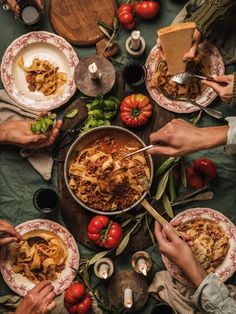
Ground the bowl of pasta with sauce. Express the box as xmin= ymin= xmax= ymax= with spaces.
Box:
xmin=64 ymin=126 xmax=154 ymax=215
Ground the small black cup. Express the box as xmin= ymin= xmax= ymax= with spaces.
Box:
xmin=150 ymin=303 xmax=177 ymax=314
xmin=33 ymin=188 xmax=60 ymax=214
xmin=16 ymin=0 xmax=43 ymax=29
xmin=122 ymin=62 xmax=147 ymax=88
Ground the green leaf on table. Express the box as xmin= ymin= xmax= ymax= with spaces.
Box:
xmin=162 ymin=193 xmax=174 ymax=218
xmin=65 ymin=108 xmax=78 ymax=119
xmin=116 ymin=233 xmax=130 ymax=256
xmin=155 ymin=170 xmax=170 ymax=200
xmin=88 ymin=251 xmax=110 ymax=266
xmin=98 ymin=25 xmax=112 ymax=39
xmin=180 ymin=158 xmax=187 ymax=188
xmin=145 ymin=214 xmax=156 ymax=246
xmin=155 ymin=157 xmax=175 ymax=177
xmin=168 ymin=171 xmax=176 ymax=203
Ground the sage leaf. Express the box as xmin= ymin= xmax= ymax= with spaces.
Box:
xmin=116 ymin=233 xmax=130 ymax=256
xmin=169 ymin=171 xmax=176 ymax=202
xmin=162 ymin=193 xmax=174 ymax=218
xmin=65 ymin=108 xmax=78 ymax=119
xmin=88 ymin=251 xmax=109 ymax=266
xmin=145 ymin=214 xmax=156 ymax=246
xmin=98 ymin=25 xmax=111 ymax=39
xmin=180 ymin=158 xmax=187 ymax=188
xmin=155 ymin=170 xmax=170 ymax=200
xmin=155 ymin=157 xmax=175 ymax=177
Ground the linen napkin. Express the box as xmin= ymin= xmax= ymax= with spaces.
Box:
xmin=0 ymin=89 xmax=54 ymax=181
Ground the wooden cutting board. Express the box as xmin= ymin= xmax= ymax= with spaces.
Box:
xmin=49 ymin=0 xmax=117 ymax=46
xmin=57 ymin=71 xmax=175 ymax=253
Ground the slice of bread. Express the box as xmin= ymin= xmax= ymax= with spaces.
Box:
xmin=158 ymin=22 xmax=196 ymax=75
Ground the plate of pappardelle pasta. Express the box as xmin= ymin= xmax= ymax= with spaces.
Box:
xmin=0 ymin=219 xmax=79 ymax=296
xmin=145 ymin=41 xmax=224 ymax=113
xmin=162 ymin=208 xmax=236 ymax=287
xmin=1 ymin=31 xmax=79 ymax=112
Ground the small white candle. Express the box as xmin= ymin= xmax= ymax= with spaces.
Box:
xmin=88 ymin=62 xmax=99 ymax=80
xmin=130 ymin=30 xmax=141 ymax=51
xmin=137 ymin=258 xmax=148 ymax=276
xmin=98 ymin=263 xmax=109 ymax=279
xmin=124 ymin=288 xmax=133 ymax=308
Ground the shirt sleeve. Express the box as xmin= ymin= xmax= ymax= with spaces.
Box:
xmin=232 ymin=72 xmax=236 ymax=107
xmin=192 ymin=273 xmax=236 ymax=313
xmin=224 ymin=116 xmax=236 ymax=154
xmin=184 ymin=0 xmax=236 ymax=36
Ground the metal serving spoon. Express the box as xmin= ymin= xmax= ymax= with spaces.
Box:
xmin=172 ymin=72 xmax=227 ymax=86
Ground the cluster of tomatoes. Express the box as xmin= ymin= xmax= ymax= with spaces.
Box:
xmin=117 ymin=1 xmax=160 ymax=30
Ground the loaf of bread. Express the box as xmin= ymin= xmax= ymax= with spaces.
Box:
xmin=157 ymin=22 xmax=196 ymax=75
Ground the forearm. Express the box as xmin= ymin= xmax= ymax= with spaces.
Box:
xmin=0 ymin=123 xmax=8 ymax=144
xmin=192 ymin=273 xmax=236 ymax=313
xmin=182 ymin=259 xmax=207 ymax=288
xmin=185 ymin=0 xmax=236 ymax=36
xmin=196 ymin=125 xmax=228 ymax=151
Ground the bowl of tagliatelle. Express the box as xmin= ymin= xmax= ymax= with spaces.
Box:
xmin=64 ymin=126 xmax=154 ymax=215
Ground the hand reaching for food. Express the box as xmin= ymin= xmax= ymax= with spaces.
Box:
xmin=15 ymin=281 xmax=56 ymax=314
xmin=202 ymin=74 xmax=234 ymax=103
xmin=0 ymin=220 xmax=21 ymax=246
xmin=0 ymin=114 xmax=62 ymax=149
xmin=148 ymin=119 xmax=228 ymax=156
xmin=154 ymin=221 xmax=207 ymax=287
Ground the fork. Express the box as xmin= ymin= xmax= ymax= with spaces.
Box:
xmin=159 ymin=86 xmax=223 ymax=120
xmin=172 ymin=72 xmax=227 ymax=86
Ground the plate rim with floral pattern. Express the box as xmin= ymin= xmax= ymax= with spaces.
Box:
xmin=162 ymin=207 xmax=236 ymax=287
xmin=1 ymin=31 xmax=79 ymax=112
xmin=145 ymin=41 xmax=225 ymax=113
xmin=0 ymin=219 xmax=80 ymax=296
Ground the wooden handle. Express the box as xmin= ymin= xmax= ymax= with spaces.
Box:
xmin=141 ymin=199 xmax=180 ymax=236
xmin=206 ymin=77 xmax=227 ymax=87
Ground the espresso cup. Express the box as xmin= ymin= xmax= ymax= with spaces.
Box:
xmin=15 ymin=0 xmax=42 ymax=29
xmin=33 ymin=188 xmax=60 ymax=214
xmin=122 ymin=62 xmax=147 ymax=88
xmin=150 ymin=303 xmax=177 ymax=314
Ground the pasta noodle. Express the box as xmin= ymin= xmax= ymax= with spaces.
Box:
xmin=68 ymin=136 xmax=151 ymax=211
xmin=17 ymin=56 xmax=67 ymax=96
xmin=11 ymin=230 xmax=68 ymax=284
xmin=177 ymin=219 xmax=229 ymax=273
xmin=150 ymin=53 xmax=210 ymax=99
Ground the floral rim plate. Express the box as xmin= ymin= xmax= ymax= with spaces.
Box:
xmin=1 ymin=31 xmax=79 ymax=111
xmin=0 ymin=219 xmax=80 ymax=296
xmin=162 ymin=208 xmax=236 ymax=286
xmin=145 ymin=41 xmax=224 ymax=113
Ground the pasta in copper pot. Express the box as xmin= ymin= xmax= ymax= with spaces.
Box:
xmin=68 ymin=136 xmax=151 ymax=211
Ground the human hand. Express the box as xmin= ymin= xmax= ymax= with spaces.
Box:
xmin=148 ymin=119 xmax=228 ymax=156
xmin=7 ymin=0 xmax=44 ymax=16
xmin=203 ymin=74 xmax=234 ymax=103
xmin=0 ymin=115 xmax=62 ymax=149
xmin=15 ymin=281 xmax=56 ymax=314
xmin=154 ymin=221 xmax=207 ymax=287
xmin=0 ymin=220 xmax=21 ymax=246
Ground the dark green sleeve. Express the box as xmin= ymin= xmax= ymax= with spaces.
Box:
xmin=185 ymin=0 xmax=236 ymax=36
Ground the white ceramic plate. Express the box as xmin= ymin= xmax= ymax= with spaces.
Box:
xmin=162 ymin=208 xmax=236 ymax=286
xmin=0 ymin=219 xmax=80 ymax=296
xmin=145 ymin=41 xmax=224 ymax=113
xmin=1 ymin=31 xmax=79 ymax=111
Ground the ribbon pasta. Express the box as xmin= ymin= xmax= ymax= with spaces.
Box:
xmin=68 ymin=136 xmax=151 ymax=211
xmin=11 ymin=230 xmax=68 ymax=284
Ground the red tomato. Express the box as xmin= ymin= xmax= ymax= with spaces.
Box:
xmin=87 ymin=215 xmax=123 ymax=249
xmin=120 ymin=94 xmax=152 ymax=128
xmin=117 ymin=3 xmax=133 ymax=14
xmin=64 ymin=283 xmax=92 ymax=314
xmin=186 ymin=166 xmax=204 ymax=189
xmin=118 ymin=11 xmax=134 ymax=25
xmin=193 ymin=158 xmax=217 ymax=181
xmin=134 ymin=0 xmax=160 ymax=19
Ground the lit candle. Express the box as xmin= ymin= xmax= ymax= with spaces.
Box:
xmin=124 ymin=288 xmax=133 ymax=308
xmin=130 ymin=30 xmax=141 ymax=51
xmin=98 ymin=263 xmax=109 ymax=279
xmin=88 ymin=62 xmax=99 ymax=80
xmin=137 ymin=258 xmax=148 ymax=276
xmin=94 ymin=257 xmax=114 ymax=280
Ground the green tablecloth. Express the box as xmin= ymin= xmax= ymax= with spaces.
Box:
xmin=1 ymin=1 xmax=236 ymax=313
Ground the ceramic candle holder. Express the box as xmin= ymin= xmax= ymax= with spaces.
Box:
xmin=93 ymin=257 xmax=114 ymax=280
xmin=131 ymin=251 xmax=152 ymax=276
